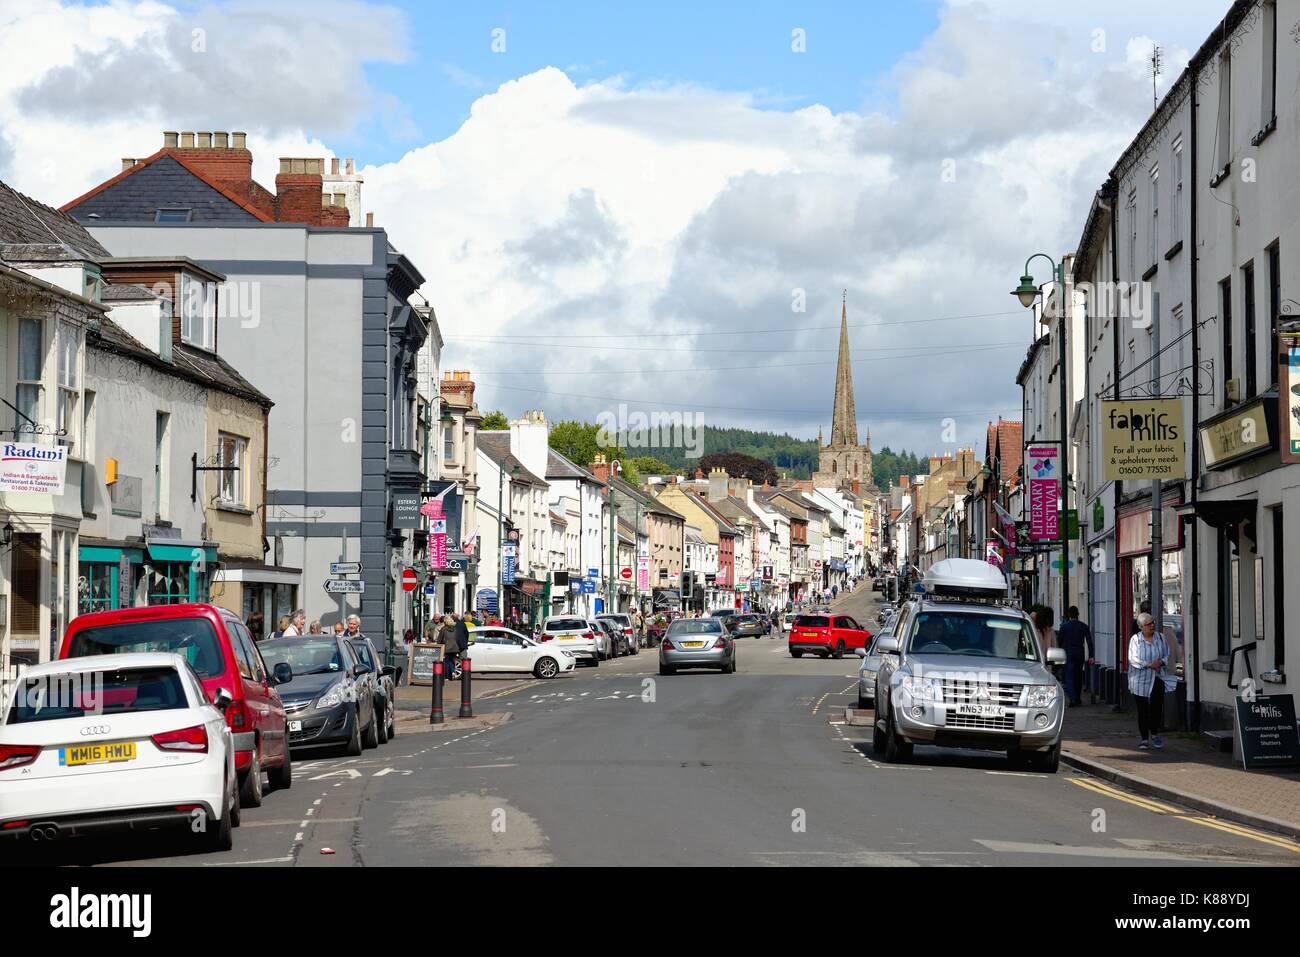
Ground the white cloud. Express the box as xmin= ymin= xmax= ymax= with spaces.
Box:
xmin=0 ymin=0 xmax=1224 ymax=456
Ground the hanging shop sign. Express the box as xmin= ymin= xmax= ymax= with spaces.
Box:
xmin=0 ymin=442 xmax=67 ymax=495
xmin=1281 ymin=333 xmax=1300 ymax=465
xmin=1025 ymin=443 xmax=1061 ymax=539
xmin=1101 ymin=399 xmax=1186 ymax=481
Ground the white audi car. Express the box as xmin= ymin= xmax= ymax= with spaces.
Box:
xmin=467 ymin=626 xmax=576 ymax=678
xmin=0 ymin=652 xmax=238 ymax=852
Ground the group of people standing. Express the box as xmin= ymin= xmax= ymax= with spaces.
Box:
xmin=246 ymin=609 xmax=365 ymax=642
xmin=1031 ymin=602 xmax=1179 ymax=751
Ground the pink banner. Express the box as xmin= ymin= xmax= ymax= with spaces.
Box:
xmin=1027 ymin=444 xmax=1060 ymax=539
xmin=422 ymin=500 xmax=447 ymax=568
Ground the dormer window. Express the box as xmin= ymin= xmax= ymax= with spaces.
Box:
xmin=155 ymin=208 xmax=192 ymax=223
xmin=179 ymin=274 xmax=215 ymax=350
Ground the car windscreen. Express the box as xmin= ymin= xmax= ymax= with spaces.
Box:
xmin=7 ymin=666 xmax=188 ymax=723
xmin=905 ymin=612 xmax=1039 ymax=661
xmin=65 ymin=618 xmax=225 ymax=679
xmin=667 ymin=619 xmax=723 ymax=635
xmin=794 ymin=615 xmax=830 ymax=627
xmin=545 ymin=618 xmax=587 ymax=632
xmin=258 ymin=638 xmax=344 ymax=675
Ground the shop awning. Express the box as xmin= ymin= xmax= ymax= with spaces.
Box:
xmin=1174 ymin=498 xmax=1256 ymax=530
xmin=146 ymin=541 xmax=218 ymax=564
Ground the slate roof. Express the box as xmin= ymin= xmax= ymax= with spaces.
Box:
xmin=546 ymin=448 xmax=606 ymax=486
xmin=89 ymin=314 xmax=272 ymax=408
xmin=62 ymin=152 xmax=271 ymax=224
xmin=0 ymin=180 xmax=111 ymax=262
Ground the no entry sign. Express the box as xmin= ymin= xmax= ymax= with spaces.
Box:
xmin=401 ymin=568 xmax=418 ymax=592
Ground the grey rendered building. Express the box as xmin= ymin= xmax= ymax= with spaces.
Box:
xmin=63 ymin=134 xmax=428 ymax=650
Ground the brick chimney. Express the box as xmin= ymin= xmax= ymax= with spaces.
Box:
xmin=707 ymin=467 xmax=729 ymax=503
xmin=163 ymin=129 xmax=254 ymax=192
xmin=275 ymin=157 xmax=327 ymax=224
xmin=440 ymin=369 xmax=476 ymax=407
xmin=590 ymin=453 xmax=611 ymax=483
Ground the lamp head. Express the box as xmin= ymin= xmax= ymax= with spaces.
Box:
xmin=1012 ymin=274 xmax=1039 ymax=309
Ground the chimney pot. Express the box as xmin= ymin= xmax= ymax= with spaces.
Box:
xmin=213 ymin=131 xmax=228 ymax=149
xmin=196 ymin=132 xmax=212 ymax=148
xmin=180 ymin=132 xmax=195 ymax=148
xmin=346 ymin=158 xmax=355 ymax=175
xmin=366 ymin=212 xmax=374 ymax=227
xmin=331 ymin=157 xmax=340 ymax=175
xmin=121 ymin=158 xmax=136 ymax=171
xmin=231 ymin=131 xmax=246 ymax=149
xmin=163 ymin=131 xmax=179 ymax=148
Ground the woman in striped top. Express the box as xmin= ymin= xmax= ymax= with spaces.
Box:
xmin=1127 ymin=613 xmax=1170 ymax=750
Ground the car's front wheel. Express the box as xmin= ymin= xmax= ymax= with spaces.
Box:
xmin=857 ymin=693 xmax=873 ymax=710
xmin=883 ymin=713 xmax=912 ymax=763
xmin=534 ymin=656 xmax=560 ymax=679
xmin=345 ymin=708 xmax=363 ymax=756
xmin=267 ymin=743 xmax=292 ymax=792
xmin=659 ymin=664 xmax=675 ymax=676
xmin=362 ymin=708 xmax=380 ymax=750
xmin=375 ymin=701 xmax=389 ymax=744
xmin=1028 ymin=744 xmax=1060 ymax=774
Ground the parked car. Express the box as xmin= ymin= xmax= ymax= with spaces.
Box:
xmin=539 ymin=616 xmax=601 ymax=666
xmin=593 ymin=618 xmax=627 ymax=658
xmin=467 ymin=625 xmax=576 ymax=678
xmin=257 ymin=636 xmax=378 ymax=755
xmin=731 ymin=614 xmax=767 ymax=639
xmin=873 ymin=559 xmax=1065 ymax=772
xmin=659 ymin=617 xmax=735 ymax=675
xmin=1 ymin=652 xmax=238 ymax=852
xmin=781 ymin=613 xmax=794 ymax=634
xmin=349 ymin=637 xmax=397 ymax=744
xmin=788 ymin=613 xmax=873 ymax=659
xmin=60 ymin=603 xmax=290 ymax=809
xmin=856 ymin=604 xmax=908 ymax=709
xmin=709 ymin=608 xmax=738 ymax=620
xmin=597 ymin=614 xmax=638 ymax=655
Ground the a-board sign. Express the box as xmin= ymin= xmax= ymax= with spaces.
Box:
xmin=409 ymin=642 xmax=444 ymax=687
xmin=1235 ymin=693 xmax=1300 ymax=770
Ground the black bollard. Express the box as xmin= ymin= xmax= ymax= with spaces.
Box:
xmin=458 ymin=656 xmax=473 ymax=718
xmin=430 ymin=659 xmax=444 ymax=725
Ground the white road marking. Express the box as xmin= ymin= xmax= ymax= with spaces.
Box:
xmin=294 ymin=832 xmax=303 ymax=842
xmin=207 ymin=855 xmax=294 ymax=866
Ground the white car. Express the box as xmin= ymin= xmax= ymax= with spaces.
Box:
xmin=0 ymin=652 xmax=238 ymax=852
xmin=781 ymin=613 xmax=794 ymax=634
xmin=539 ymin=616 xmax=601 ymax=667
xmin=467 ymin=626 xmax=576 ymax=678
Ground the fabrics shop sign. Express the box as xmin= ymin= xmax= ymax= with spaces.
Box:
xmin=1026 ymin=443 xmax=1061 ymax=540
xmin=0 ymin=442 xmax=67 ymax=495
xmin=1102 ymin=399 xmax=1186 ymax=481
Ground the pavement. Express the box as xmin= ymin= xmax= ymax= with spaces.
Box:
xmin=14 ymin=586 xmax=1300 ymax=866
xmin=1060 ymin=701 xmax=1300 ymax=839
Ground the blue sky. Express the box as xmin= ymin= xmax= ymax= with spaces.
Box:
xmin=340 ymin=0 xmax=941 ymax=163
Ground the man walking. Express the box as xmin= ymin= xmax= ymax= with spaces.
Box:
xmin=1058 ymin=606 xmax=1094 ymax=706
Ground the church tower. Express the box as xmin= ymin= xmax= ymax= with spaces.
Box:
xmin=812 ymin=294 xmax=874 ymax=489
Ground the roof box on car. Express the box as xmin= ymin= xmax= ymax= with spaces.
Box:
xmin=922 ymin=558 xmax=1009 ymax=596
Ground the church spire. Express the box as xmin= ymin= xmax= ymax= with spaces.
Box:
xmin=829 ymin=291 xmax=858 ymax=447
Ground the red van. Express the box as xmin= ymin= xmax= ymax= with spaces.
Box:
xmin=788 ymin=613 xmax=873 ymax=659
xmin=60 ymin=603 xmax=291 ymax=807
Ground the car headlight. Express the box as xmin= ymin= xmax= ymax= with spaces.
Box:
xmin=861 ymin=669 xmax=878 ymax=682
xmin=316 ymin=681 xmax=348 ymax=710
xmin=899 ymin=674 xmax=942 ymax=702
xmin=1025 ymin=685 xmax=1059 ymax=708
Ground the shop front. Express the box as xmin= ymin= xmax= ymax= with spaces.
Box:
xmin=1116 ymin=487 xmax=1186 ymax=668
xmin=77 ymin=538 xmax=219 ymax=615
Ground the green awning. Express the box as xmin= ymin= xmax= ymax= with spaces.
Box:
xmin=80 ymin=545 xmax=144 ymax=564
xmin=147 ymin=543 xmax=218 ymax=564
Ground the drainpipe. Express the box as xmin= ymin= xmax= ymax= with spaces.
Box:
xmin=1110 ymin=179 xmax=1122 ymax=681
xmin=1188 ymin=63 xmax=1202 ymax=732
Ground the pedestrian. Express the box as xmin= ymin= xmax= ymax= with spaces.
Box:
xmin=1058 ymin=606 xmax=1094 ymax=706
xmin=246 ymin=611 xmax=265 ymax=642
xmin=332 ymin=622 xmax=345 ymax=636
xmin=1128 ymin=612 xmax=1172 ymax=750
xmin=344 ymin=614 xmax=362 ymax=638
xmin=271 ymin=614 xmax=291 ymax=638
xmin=308 ymin=620 xmax=322 ymax=635
xmin=423 ymin=615 xmax=441 ymax=642
xmin=452 ymin=612 xmax=472 ymax=677
xmin=282 ymin=609 xmax=306 ymax=637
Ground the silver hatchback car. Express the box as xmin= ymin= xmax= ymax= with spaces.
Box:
xmin=659 ymin=617 xmax=735 ymax=675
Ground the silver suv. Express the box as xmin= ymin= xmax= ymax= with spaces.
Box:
xmin=872 ymin=560 xmax=1066 ymax=772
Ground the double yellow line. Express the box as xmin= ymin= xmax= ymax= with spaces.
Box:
xmin=1067 ymin=777 xmax=1300 ymax=853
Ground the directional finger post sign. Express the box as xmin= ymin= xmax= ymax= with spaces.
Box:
xmin=324 ymin=579 xmax=365 ymax=594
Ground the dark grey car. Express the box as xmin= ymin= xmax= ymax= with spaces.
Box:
xmin=349 ymin=637 xmax=397 ymax=744
xmin=731 ymin=614 xmax=767 ymax=638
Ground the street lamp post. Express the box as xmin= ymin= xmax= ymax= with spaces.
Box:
xmin=1012 ymin=254 xmax=1069 ymax=623
xmin=497 ymin=462 xmax=519 ymax=621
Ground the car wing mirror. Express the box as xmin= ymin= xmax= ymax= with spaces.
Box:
xmin=877 ymin=637 xmax=900 ymax=654
xmin=272 ymin=662 xmax=293 ymax=686
xmin=1046 ymin=648 xmax=1066 ymax=665
xmin=380 ymin=666 xmax=396 ymax=678
xmin=854 ymin=648 xmax=868 ymax=658
xmin=211 ymin=687 xmax=234 ymax=710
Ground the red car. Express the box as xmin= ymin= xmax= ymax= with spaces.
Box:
xmin=788 ymin=613 xmax=873 ymax=659
xmin=60 ymin=603 xmax=291 ymax=808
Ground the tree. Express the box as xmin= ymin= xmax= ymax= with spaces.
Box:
xmin=628 ymin=455 xmax=675 ymax=476
xmin=699 ymin=452 xmax=778 ymax=486
xmin=548 ymin=420 xmax=624 ymax=468
xmin=480 ymin=410 xmax=508 ymax=430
